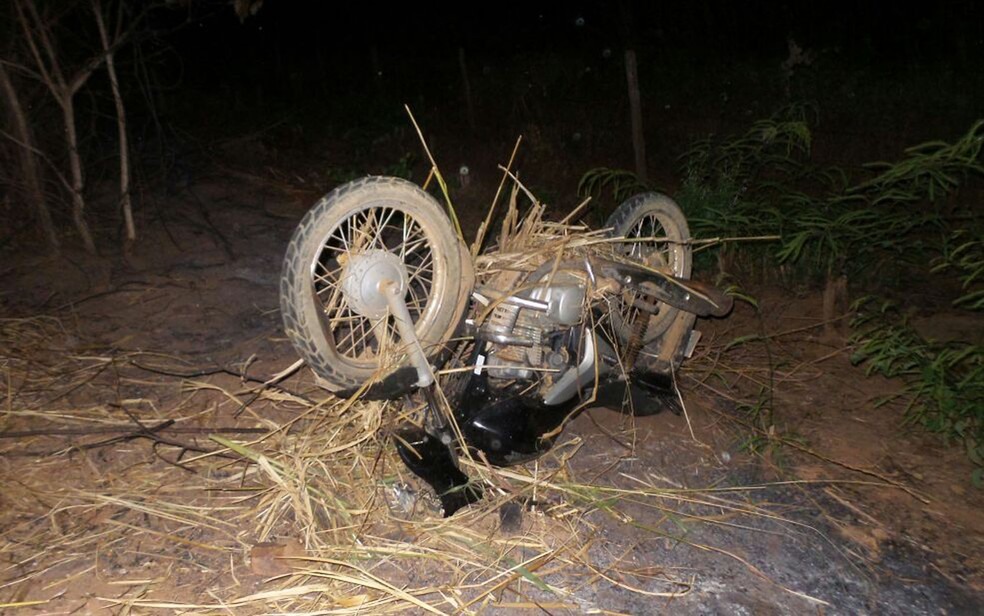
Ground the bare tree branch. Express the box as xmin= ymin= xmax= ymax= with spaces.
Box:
xmin=93 ymin=0 xmax=136 ymax=248
xmin=13 ymin=0 xmax=97 ymax=253
xmin=0 ymin=127 xmax=74 ymax=195
xmin=0 ymin=61 xmax=58 ymax=250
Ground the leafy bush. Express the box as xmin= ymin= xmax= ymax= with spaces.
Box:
xmin=850 ymin=299 xmax=984 ymax=481
xmin=578 ymin=110 xmax=984 ymax=473
xmin=677 ymin=105 xmax=812 ymax=229
xmin=577 ymin=167 xmax=649 ymax=204
xmin=680 ymin=115 xmax=983 ymax=285
xmin=934 ymin=231 xmax=984 ymax=311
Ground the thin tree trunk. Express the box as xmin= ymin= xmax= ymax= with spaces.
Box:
xmin=0 ymin=61 xmax=59 ymax=251
xmin=15 ymin=0 xmax=98 ymax=254
xmin=94 ymin=0 xmax=135 ymax=249
xmin=62 ymin=96 xmax=97 ymax=254
xmin=624 ymin=49 xmax=647 ymax=183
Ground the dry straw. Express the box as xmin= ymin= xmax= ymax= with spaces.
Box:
xmin=1 ymin=160 xmax=908 ymax=612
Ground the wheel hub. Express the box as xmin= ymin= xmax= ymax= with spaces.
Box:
xmin=340 ymin=250 xmax=409 ymax=318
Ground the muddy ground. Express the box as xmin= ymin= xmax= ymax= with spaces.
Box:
xmin=1 ymin=173 xmax=982 ymax=615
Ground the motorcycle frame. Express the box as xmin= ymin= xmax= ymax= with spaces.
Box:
xmin=391 ymin=257 xmax=732 ymax=515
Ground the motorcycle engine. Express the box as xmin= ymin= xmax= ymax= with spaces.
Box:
xmin=476 ymin=269 xmax=587 ymax=390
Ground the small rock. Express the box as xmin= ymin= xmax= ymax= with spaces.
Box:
xmin=499 ymin=501 xmax=523 ymax=534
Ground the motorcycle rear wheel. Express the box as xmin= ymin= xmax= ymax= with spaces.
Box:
xmin=605 ymin=192 xmax=694 ymax=346
xmin=280 ymin=176 xmax=466 ymax=393
xmin=605 ymin=193 xmax=693 ymax=343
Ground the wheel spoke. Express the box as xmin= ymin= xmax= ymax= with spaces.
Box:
xmin=406 ymin=283 xmax=427 ymax=317
xmin=386 ymin=319 xmax=402 ymax=352
xmin=337 ymin=219 xmax=352 ymax=253
xmin=321 ymin=282 xmax=349 ymax=321
xmin=612 ymin=210 xmax=681 ymax=344
xmin=354 ymin=315 xmax=389 ymax=358
xmin=324 ymin=313 xmax=366 ymax=324
xmin=327 ymin=303 xmax=357 ymax=329
xmin=406 ymin=252 xmax=434 ymax=284
xmin=308 ymin=201 xmax=448 ymax=363
xmin=401 ymin=236 xmax=428 ymax=259
xmin=334 ymin=320 xmax=359 ymax=354
xmin=360 ymin=208 xmax=380 ymax=250
xmin=372 ymin=316 xmax=393 ymax=358
xmin=370 ymin=206 xmax=399 ymax=250
xmin=347 ymin=210 xmax=374 ymax=252
xmin=401 ymin=217 xmax=427 ymax=254
xmin=314 ymin=262 xmax=344 ymax=296
xmin=336 ymin=310 xmax=375 ymax=356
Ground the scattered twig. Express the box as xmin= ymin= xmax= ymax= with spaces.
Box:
xmin=0 ymin=426 xmax=268 ymax=439
xmin=129 ymin=359 xmax=315 ymax=405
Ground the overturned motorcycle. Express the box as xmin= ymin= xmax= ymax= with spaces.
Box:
xmin=280 ymin=176 xmax=732 ymax=515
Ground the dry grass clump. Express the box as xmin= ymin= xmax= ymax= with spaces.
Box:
xmin=0 ymin=312 xmax=709 ymax=613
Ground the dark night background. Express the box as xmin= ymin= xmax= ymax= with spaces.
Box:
xmin=2 ymin=0 xmax=982 ymax=234
xmin=134 ymin=0 xmax=984 ymax=208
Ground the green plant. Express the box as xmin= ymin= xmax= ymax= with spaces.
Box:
xmin=677 ymin=114 xmax=983 ymax=281
xmin=675 ymin=105 xmax=816 ymax=275
xmin=576 ymin=167 xmax=652 ymax=225
xmin=577 ymin=106 xmax=815 ymax=272
xmin=323 ymin=152 xmax=416 ymax=189
xmin=680 ymin=104 xmax=814 ymax=189
xmin=577 ymin=167 xmax=651 ymax=204
xmin=779 ymin=121 xmax=984 ymax=271
xmin=850 ymin=298 xmax=984 ymax=481
xmin=324 ymin=166 xmax=362 ymax=187
xmin=850 ymin=120 xmax=984 ymax=205
xmin=678 ymin=112 xmax=983 ymax=473
xmin=578 ymin=101 xmax=984 ymax=478
xmin=933 ymin=231 xmax=984 ymax=311
xmin=679 ymin=114 xmax=983 ymax=331
xmin=736 ymin=386 xmax=774 ymax=435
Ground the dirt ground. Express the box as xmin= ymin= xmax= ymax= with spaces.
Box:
xmin=1 ymin=174 xmax=982 ymax=615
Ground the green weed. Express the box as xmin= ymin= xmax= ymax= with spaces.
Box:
xmin=579 ymin=111 xmax=984 ymax=473
xmin=850 ymin=298 xmax=984 ymax=481
xmin=577 ymin=167 xmax=651 ymax=205
xmin=934 ymin=231 xmax=984 ymax=311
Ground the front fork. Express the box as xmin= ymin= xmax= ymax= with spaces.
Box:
xmin=374 ymin=276 xmax=482 ymax=515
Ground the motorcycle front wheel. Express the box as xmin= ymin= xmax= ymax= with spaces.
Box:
xmin=280 ymin=176 xmax=467 ymax=394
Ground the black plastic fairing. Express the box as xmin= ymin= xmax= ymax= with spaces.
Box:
xmin=393 ymin=425 xmax=482 ymax=516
